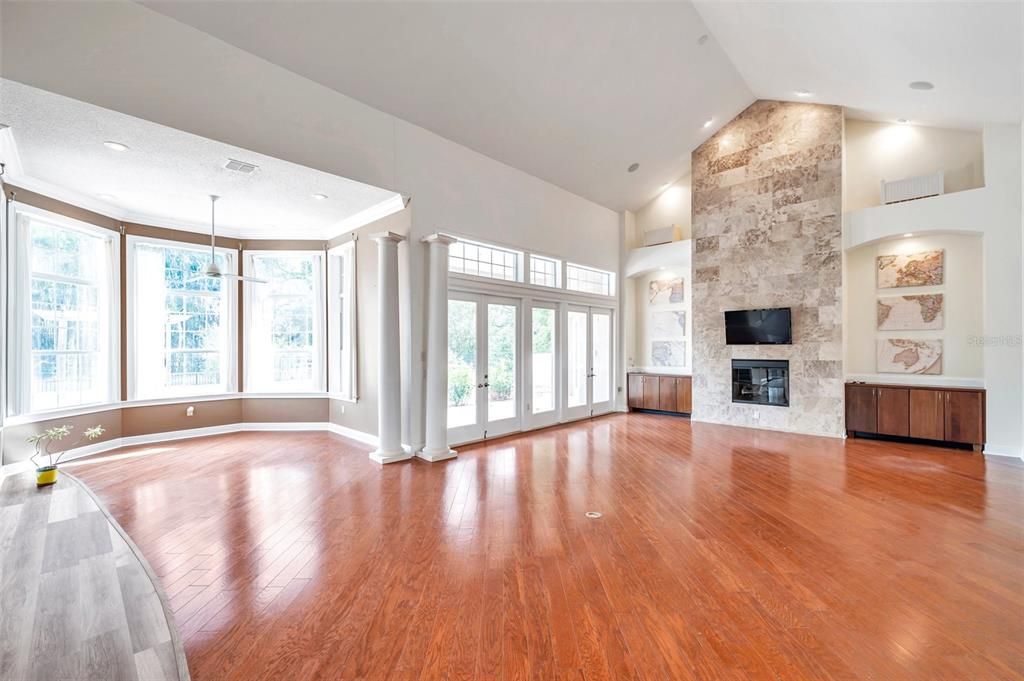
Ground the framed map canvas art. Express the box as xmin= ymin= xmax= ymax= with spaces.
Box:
xmin=649 ymin=278 xmax=683 ymax=305
xmin=877 ymin=294 xmax=943 ymax=331
xmin=876 ymin=338 xmax=943 ymax=374
xmin=876 ymin=250 xmax=944 ymax=289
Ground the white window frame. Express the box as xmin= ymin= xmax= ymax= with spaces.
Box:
xmin=448 ymin=238 xmax=524 ymax=283
xmin=565 ymin=262 xmax=616 ymax=297
xmin=327 ymin=239 xmax=358 ymax=401
xmin=527 ymin=253 xmax=561 ymax=289
xmin=6 ymin=203 xmax=120 ymax=417
xmin=125 ymin=234 xmax=239 ymax=400
xmin=243 ymin=250 xmax=326 ymax=393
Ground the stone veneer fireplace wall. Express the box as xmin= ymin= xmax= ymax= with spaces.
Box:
xmin=691 ymin=100 xmax=845 ymax=437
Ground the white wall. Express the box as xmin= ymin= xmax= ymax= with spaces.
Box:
xmin=845 ymin=233 xmax=984 ymax=382
xmin=634 ymin=176 xmax=692 ymax=240
xmin=844 ymin=124 xmax=1022 ymax=458
xmin=844 ymin=119 xmax=984 ymax=212
xmin=630 ymin=267 xmax=692 ymax=373
xmin=0 ymin=1 xmax=621 ymax=452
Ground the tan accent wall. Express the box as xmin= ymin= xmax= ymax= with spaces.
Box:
xmin=121 ymin=399 xmax=243 ymax=437
xmin=242 ymin=398 xmax=327 ymax=423
xmin=2 ymin=411 xmax=125 ymax=466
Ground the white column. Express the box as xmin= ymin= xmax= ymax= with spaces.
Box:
xmin=370 ymin=231 xmax=411 ymax=464
xmin=419 ymin=233 xmax=458 ymax=462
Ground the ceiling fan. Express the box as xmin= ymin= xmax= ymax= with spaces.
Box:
xmin=192 ymin=195 xmax=266 ymax=284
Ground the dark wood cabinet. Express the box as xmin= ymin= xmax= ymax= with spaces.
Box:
xmin=627 ymin=372 xmax=691 ymax=416
xmin=909 ymin=389 xmax=945 ymax=440
xmin=876 ymin=388 xmax=910 ymax=437
xmin=846 ymin=382 xmax=985 ymax=451
xmin=641 ymin=375 xmax=661 ymax=410
xmin=676 ymin=376 xmax=693 ymax=413
xmin=945 ymin=390 xmax=985 ymax=446
xmin=627 ymin=374 xmax=644 ymax=410
xmin=845 ymin=384 xmax=877 ymax=433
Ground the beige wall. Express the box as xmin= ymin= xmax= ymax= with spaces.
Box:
xmin=692 ymin=100 xmax=845 ymax=438
xmin=635 ymin=176 xmax=692 ymax=240
xmin=844 ymin=119 xmax=984 ymax=212
xmin=845 ymin=233 xmax=983 ymax=380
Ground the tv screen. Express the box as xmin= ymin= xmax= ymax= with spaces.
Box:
xmin=725 ymin=308 xmax=792 ymax=345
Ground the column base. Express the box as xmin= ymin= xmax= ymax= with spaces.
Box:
xmin=417 ymin=447 xmax=457 ymax=462
xmin=369 ymin=448 xmax=413 ymax=465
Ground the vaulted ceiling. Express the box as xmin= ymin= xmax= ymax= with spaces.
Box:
xmin=1 ymin=1 xmax=1020 ymax=215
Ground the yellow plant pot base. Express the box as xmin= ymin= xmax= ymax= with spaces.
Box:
xmin=36 ymin=468 xmax=58 ymax=486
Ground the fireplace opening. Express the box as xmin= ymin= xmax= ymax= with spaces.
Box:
xmin=732 ymin=359 xmax=789 ymax=407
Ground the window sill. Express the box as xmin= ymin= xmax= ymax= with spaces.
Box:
xmin=5 ymin=392 xmax=334 ymax=426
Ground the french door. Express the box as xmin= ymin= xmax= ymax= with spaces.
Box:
xmin=563 ymin=305 xmax=614 ymax=421
xmin=447 ymin=293 xmax=521 ymax=444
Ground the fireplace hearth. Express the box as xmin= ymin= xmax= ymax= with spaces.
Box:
xmin=732 ymin=359 xmax=789 ymax=407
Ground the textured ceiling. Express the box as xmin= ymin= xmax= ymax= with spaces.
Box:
xmin=0 ymin=80 xmax=400 ymax=239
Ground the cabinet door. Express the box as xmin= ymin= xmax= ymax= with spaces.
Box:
xmin=676 ymin=377 xmax=693 ymax=413
xmin=876 ymin=387 xmax=910 ymax=437
xmin=642 ymin=376 xmax=661 ymax=410
xmin=909 ymin=389 xmax=945 ymax=440
xmin=845 ymin=385 xmax=877 ymax=433
xmin=945 ymin=391 xmax=985 ymax=445
xmin=627 ymin=374 xmax=644 ymax=410
xmin=659 ymin=377 xmax=678 ymax=412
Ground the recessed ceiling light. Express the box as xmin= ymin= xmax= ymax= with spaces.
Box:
xmin=312 ymin=193 xmax=328 ymax=200
xmin=794 ymin=89 xmax=813 ymax=98
xmin=703 ymin=118 xmax=714 ymax=129
xmin=909 ymin=81 xmax=934 ymax=91
xmin=904 ymin=233 xmax=914 ymax=238
xmin=97 ymin=193 xmax=116 ymax=201
xmin=897 ymin=118 xmax=910 ymax=124
xmin=627 ymin=162 xmax=640 ymax=173
xmin=103 ymin=141 xmax=129 ymax=152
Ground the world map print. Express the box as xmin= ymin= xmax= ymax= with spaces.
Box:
xmin=876 ymin=250 xmax=944 ymax=288
xmin=652 ymin=311 xmax=686 ymax=338
xmin=876 ymin=339 xmax=943 ymax=374
xmin=649 ymin=278 xmax=684 ymax=304
xmin=652 ymin=341 xmax=686 ymax=367
xmin=877 ymin=294 xmax=944 ymax=331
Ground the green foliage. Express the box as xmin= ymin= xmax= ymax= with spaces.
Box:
xmin=448 ymin=359 xmax=474 ymax=407
xmin=28 ymin=424 xmax=106 ymax=469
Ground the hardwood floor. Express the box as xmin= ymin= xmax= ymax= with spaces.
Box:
xmin=66 ymin=414 xmax=1023 ymax=680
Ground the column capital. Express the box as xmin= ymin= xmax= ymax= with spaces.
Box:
xmin=371 ymin=231 xmax=407 ymax=244
xmin=422 ymin=232 xmax=458 ymax=246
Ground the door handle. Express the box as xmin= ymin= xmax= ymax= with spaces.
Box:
xmin=477 ymin=383 xmax=484 ymax=388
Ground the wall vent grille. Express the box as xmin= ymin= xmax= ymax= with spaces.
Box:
xmin=881 ymin=171 xmax=944 ymax=204
xmin=224 ymin=158 xmax=259 ymax=174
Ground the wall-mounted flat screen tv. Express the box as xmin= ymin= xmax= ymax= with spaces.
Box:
xmin=724 ymin=308 xmax=792 ymax=345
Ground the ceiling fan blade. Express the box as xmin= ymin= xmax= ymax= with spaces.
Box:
xmin=222 ymin=273 xmax=268 ymax=284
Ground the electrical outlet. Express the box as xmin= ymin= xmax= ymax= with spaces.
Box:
xmin=186 ymin=405 xmax=195 ymax=417
xmin=339 ymin=404 xmax=345 ymax=415
xmin=752 ymin=409 xmax=760 ymax=421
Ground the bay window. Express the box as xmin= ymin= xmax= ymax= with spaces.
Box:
xmin=244 ymin=252 xmax=325 ymax=392
xmin=327 ymin=241 xmax=357 ymax=400
xmin=8 ymin=207 xmax=118 ymax=415
xmin=128 ymin=237 xmax=237 ymax=399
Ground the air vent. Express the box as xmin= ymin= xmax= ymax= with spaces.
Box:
xmin=224 ymin=158 xmax=259 ymax=174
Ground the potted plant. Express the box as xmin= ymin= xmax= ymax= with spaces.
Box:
xmin=28 ymin=424 xmax=106 ymax=486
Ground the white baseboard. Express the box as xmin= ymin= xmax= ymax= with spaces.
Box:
xmin=2 ymin=421 xmax=380 ymax=476
xmin=983 ymin=444 xmax=1024 ymax=460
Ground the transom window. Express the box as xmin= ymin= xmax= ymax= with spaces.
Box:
xmin=566 ymin=263 xmax=615 ymax=296
xmin=449 ymin=240 xmax=521 ymax=282
xmin=129 ymin=238 xmax=235 ymax=399
xmin=529 ymin=254 xmax=560 ymax=288
xmin=9 ymin=209 xmax=118 ymax=414
xmin=245 ymin=252 xmax=325 ymax=392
